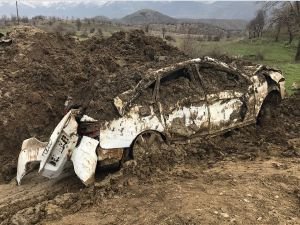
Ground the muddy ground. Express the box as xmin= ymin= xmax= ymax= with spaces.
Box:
xmin=0 ymin=92 xmax=299 ymax=225
xmin=0 ymin=26 xmax=299 ymax=224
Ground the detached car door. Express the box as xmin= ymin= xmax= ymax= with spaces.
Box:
xmin=197 ymin=63 xmax=255 ymax=134
xmin=157 ymin=65 xmax=209 ymax=139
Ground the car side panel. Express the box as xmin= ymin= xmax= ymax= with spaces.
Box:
xmin=207 ymin=88 xmax=255 ymax=133
xmin=164 ymin=102 xmax=209 ymax=138
xmin=99 ymin=105 xmax=164 ymax=149
xmin=251 ymin=75 xmax=268 ymax=117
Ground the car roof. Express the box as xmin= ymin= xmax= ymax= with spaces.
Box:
xmin=113 ymin=57 xmax=231 ymax=116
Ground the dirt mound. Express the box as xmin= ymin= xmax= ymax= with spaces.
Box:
xmin=0 ymin=26 xmax=186 ymax=182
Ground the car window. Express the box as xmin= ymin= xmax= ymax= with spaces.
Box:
xmin=158 ymin=67 xmax=198 ymax=107
xmin=199 ymin=67 xmax=248 ymax=93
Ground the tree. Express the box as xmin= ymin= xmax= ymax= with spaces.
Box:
xmin=145 ymin=24 xmax=150 ymax=33
xmin=269 ymin=5 xmax=296 ymax=44
xmin=162 ymin=27 xmax=166 ymax=39
xmin=75 ymin=18 xmax=82 ymax=31
xmin=266 ymin=2 xmax=300 ymax=61
xmin=247 ymin=10 xmax=265 ymax=38
xmin=20 ymin=16 xmax=29 ymax=23
xmin=0 ymin=15 xmax=8 ymax=26
xmin=97 ymin=28 xmax=103 ymax=38
xmin=11 ymin=15 xmax=17 ymax=24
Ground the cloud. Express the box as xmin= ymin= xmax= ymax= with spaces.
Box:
xmin=0 ymin=0 xmax=108 ymax=7
xmin=0 ymin=0 xmax=213 ymax=7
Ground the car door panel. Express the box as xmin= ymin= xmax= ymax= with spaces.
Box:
xmin=198 ymin=64 xmax=255 ymax=134
xmin=208 ymin=94 xmax=245 ymax=132
xmin=164 ymin=100 xmax=209 ymax=137
xmin=158 ymin=66 xmax=209 ymax=139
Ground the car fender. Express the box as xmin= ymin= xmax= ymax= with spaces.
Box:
xmin=71 ymin=136 xmax=99 ymax=186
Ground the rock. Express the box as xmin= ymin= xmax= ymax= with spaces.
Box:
xmin=28 ymin=92 xmax=42 ymax=104
xmin=45 ymin=203 xmax=63 ymax=219
xmin=220 ymin=212 xmax=229 ymax=218
xmin=291 ymin=82 xmax=299 ymax=90
xmin=243 ymin=198 xmax=250 ymax=203
xmin=288 ymin=138 xmax=300 ymax=150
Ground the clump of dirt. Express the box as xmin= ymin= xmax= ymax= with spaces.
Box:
xmin=0 ymin=26 xmax=187 ymax=182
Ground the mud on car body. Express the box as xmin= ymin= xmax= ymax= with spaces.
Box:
xmin=17 ymin=57 xmax=285 ymax=185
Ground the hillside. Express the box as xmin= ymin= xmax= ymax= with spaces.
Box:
xmin=121 ymin=9 xmax=177 ymax=25
xmin=119 ymin=9 xmax=247 ymax=31
xmin=179 ymin=18 xmax=248 ymax=31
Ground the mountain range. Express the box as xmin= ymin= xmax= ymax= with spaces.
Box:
xmin=0 ymin=1 xmax=262 ymax=21
xmin=118 ymin=9 xmax=248 ymax=30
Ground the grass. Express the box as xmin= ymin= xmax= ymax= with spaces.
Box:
xmin=175 ymin=37 xmax=300 ymax=94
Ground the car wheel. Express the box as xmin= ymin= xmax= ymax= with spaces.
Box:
xmin=257 ymin=92 xmax=281 ymax=126
xmin=132 ymin=131 xmax=164 ymax=162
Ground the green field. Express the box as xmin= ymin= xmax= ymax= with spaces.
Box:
xmin=175 ymin=37 xmax=300 ymax=94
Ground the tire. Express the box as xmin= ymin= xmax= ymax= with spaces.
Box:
xmin=131 ymin=131 xmax=164 ymax=162
xmin=257 ymin=91 xmax=281 ymax=126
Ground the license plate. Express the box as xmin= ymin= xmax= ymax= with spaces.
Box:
xmin=48 ymin=133 xmax=69 ymax=167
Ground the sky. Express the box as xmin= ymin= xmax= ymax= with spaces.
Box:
xmin=0 ymin=0 xmax=217 ymax=6
xmin=0 ymin=0 xmax=107 ymax=6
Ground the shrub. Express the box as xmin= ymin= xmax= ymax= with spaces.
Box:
xmin=90 ymin=27 xmax=95 ymax=33
xmin=165 ymin=35 xmax=176 ymax=42
xmin=213 ymin=36 xmax=221 ymax=42
xmin=81 ymin=30 xmax=88 ymax=38
xmin=255 ymin=51 xmax=264 ymax=61
xmin=206 ymin=48 xmax=223 ymax=58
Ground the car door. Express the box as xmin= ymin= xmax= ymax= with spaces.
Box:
xmin=197 ymin=63 xmax=255 ymax=134
xmin=157 ymin=65 xmax=209 ymax=139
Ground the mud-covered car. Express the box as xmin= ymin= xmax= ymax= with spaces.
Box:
xmin=17 ymin=57 xmax=285 ymax=185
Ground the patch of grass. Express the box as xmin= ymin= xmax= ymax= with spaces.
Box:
xmin=278 ymin=63 xmax=300 ymax=94
xmin=0 ymin=26 xmax=13 ymax=34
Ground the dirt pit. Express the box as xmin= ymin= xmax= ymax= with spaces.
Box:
xmin=0 ymin=26 xmax=299 ymax=224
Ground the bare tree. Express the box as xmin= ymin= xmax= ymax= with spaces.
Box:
xmin=247 ymin=10 xmax=266 ymax=38
xmin=20 ymin=16 xmax=29 ymax=23
xmin=269 ymin=5 xmax=296 ymax=44
xmin=97 ymin=28 xmax=103 ymax=38
xmin=162 ymin=27 xmax=166 ymax=39
xmin=145 ymin=24 xmax=150 ymax=33
xmin=266 ymin=1 xmax=300 ymax=61
xmin=76 ymin=18 xmax=82 ymax=31
xmin=0 ymin=15 xmax=8 ymax=26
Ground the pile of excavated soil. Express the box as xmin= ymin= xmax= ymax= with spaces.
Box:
xmin=0 ymin=26 xmax=187 ymax=182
